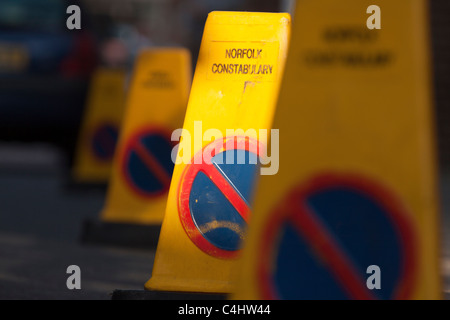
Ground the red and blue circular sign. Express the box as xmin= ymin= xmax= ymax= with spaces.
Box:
xmin=121 ymin=127 xmax=176 ymax=198
xmin=258 ymin=173 xmax=417 ymax=300
xmin=178 ymin=136 xmax=263 ymax=259
xmin=90 ymin=123 xmax=119 ymax=161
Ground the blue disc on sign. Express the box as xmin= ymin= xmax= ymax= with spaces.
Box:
xmin=91 ymin=124 xmax=119 ymax=161
xmin=122 ymin=129 xmax=175 ymax=198
xmin=260 ymin=174 xmax=416 ymax=300
xmin=179 ymin=137 xmax=261 ymax=259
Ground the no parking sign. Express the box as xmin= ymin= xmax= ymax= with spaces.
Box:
xmin=258 ymin=173 xmax=417 ymax=300
xmin=178 ymin=136 xmax=262 ymax=259
xmin=91 ymin=123 xmax=119 ymax=162
xmin=122 ymin=128 xmax=175 ymax=198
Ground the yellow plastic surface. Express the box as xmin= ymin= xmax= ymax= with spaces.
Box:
xmin=72 ymin=68 xmax=126 ymax=183
xmin=234 ymin=0 xmax=441 ymax=300
xmin=145 ymin=11 xmax=291 ymax=294
xmin=100 ymin=48 xmax=192 ymax=225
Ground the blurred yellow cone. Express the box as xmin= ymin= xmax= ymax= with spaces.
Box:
xmin=100 ymin=48 xmax=192 ymax=226
xmin=234 ymin=0 xmax=441 ymax=300
xmin=72 ymin=68 xmax=126 ymax=185
xmin=81 ymin=48 xmax=192 ymax=250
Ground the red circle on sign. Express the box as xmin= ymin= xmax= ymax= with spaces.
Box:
xmin=121 ymin=126 xmax=176 ymax=199
xmin=257 ymin=173 xmax=417 ymax=300
xmin=178 ymin=136 xmax=264 ymax=259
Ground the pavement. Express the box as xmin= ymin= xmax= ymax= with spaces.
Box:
xmin=0 ymin=143 xmax=449 ymax=300
xmin=440 ymin=171 xmax=450 ymax=299
xmin=0 ymin=144 xmax=155 ymax=300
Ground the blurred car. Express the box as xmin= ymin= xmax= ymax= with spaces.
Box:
xmin=0 ymin=0 xmax=97 ymax=162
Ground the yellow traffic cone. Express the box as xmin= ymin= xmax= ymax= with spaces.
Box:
xmin=112 ymin=11 xmax=293 ymax=299
xmin=234 ymin=0 xmax=441 ymax=300
xmin=71 ymin=68 xmax=126 ymax=188
xmin=81 ymin=48 xmax=192 ymax=249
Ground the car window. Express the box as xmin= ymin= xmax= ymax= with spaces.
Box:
xmin=0 ymin=0 xmax=67 ymax=32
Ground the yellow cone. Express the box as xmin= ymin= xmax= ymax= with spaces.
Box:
xmin=145 ymin=11 xmax=291 ymax=294
xmin=72 ymin=68 xmax=126 ymax=184
xmin=234 ymin=0 xmax=441 ymax=300
xmin=100 ymin=48 xmax=192 ymax=225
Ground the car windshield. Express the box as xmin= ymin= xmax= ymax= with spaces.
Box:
xmin=0 ymin=0 xmax=66 ymax=32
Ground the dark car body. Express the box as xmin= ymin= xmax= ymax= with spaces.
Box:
xmin=0 ymin=0 xmax=97 ymax=161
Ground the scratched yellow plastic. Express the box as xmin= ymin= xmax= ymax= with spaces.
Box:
xmin=100 ymin=48 xmax=192 ymax=225
xmin=234 ymin=0 xmax=441 ymax=300
xmin=145 ymin=11 xmax=291 ymax=293
xmin=72 ymin=68 xmax=126 ymax=183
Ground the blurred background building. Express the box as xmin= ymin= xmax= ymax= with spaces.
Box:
xmin=0 ymin=0 xmax=448 ymax=169
xmin=83 ymin=0 xmax=285 ymax=66
xmin=0 ymin=0 xmax=284 ymax=168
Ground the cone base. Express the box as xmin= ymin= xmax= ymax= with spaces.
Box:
xmin=111 ymin=290 xmax=227 ymax=300
xmin=80 ymin=219 xmax=161 ymax=250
